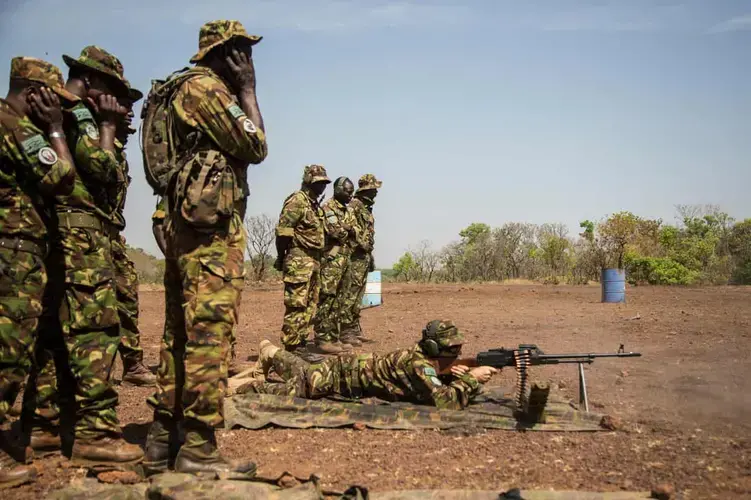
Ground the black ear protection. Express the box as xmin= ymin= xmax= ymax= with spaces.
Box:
xmin=420 ymin=320 xmax=442 ymax=357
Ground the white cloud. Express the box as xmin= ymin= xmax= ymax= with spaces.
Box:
xmin=707 ymin=14 xmax=751 ymax=34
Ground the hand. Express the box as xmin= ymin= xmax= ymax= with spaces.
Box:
xmin=468 ymin=366 xmax=499 ymax=384
xmin=273 ymin=256 xmax=284 ymax=272
xmin=368 ymin=259 xmax=376 ymax=272
xmin=225 ymin=47 xmax=256 ymax=93
xmin=88 ymin=94 xmax=127 ymax=127
xmin=450 ymin=365 xmax=470 ymax=377
xmin=28 ymin=87 xmax=64 ymax=132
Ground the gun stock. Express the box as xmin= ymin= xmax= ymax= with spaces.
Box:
xmin=431 ymin=357 xmax=479 ymax=376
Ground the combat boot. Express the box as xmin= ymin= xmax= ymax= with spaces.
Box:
xmin=334 ymin=341 xmax=354 ymax=351
xmin=0 ymin=448 xmax=35 ymax=490
xmin=310 ymin=341 xmax=345 ymax=355
xmin=122 ymin=359 xmax=156 ymax=387
xmin=258 ymin=340 xmax=280 ymax=376
xmin=339 ymin=333 xmax=362 ymax=347
xmin=143 ymin=416 xmax=180 ymax=474
xmin=28 ymin=427 xmax=62 ymax=457
xmin=174 ymin=424 xmax=256 ymax=476
xmin=70 ymin=435 xmax=144 ymax=467
xmin=285 ymin=343 xmax=325 ymax=364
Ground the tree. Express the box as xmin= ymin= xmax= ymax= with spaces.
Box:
xmin=730 ymin=219 xmax=751 ymax=284
xmin=598 ymin=212 xmax=642 ymax=268
xmin=410 ymin=240 xmax=440 ymax=282
xmin=244 ymin=214 xmax=276 ymax=281
xmin=393 ymin=252 xmax=417 ymax=282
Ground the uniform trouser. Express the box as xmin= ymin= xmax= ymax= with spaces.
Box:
xmin=23 ymin=225 xmax=122 ymax=439
xmin=249 ymin=350 xmax=371 ymax=399
xmin=339 ymin=252 xmax=372 ymax=333
xmin=111 ymin=234 xmax=142 ymax=366
xmin=281 ymin=247 xmax=321 ymax=349
xmin=314 ymin=251 xmax=349 ymax=343
xmin=0 ymin=246 xmax=46 ymax=422
xmin=146 ymin=211 xmax=245 ymax=430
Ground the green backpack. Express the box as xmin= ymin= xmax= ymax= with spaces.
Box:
xmin=139 ymin=67 xmax=207 ymax=196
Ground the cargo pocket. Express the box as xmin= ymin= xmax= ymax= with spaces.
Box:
xmin=187 ymin=253 xmax=245 ymax=345
xmin=180 ymin=153 xmax=236 ymax=231
xmin=60 ymin=269 xmax=119 ymax=332
xmin=0 ymin=250 xmax=46 ymax=320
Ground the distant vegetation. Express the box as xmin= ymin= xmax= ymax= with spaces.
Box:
xmin=390 ymin=205 xmax=751 ymax=286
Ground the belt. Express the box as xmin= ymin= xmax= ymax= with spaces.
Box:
xmin=0 ymin=236 xmax=46 ymax=256
xmin=57 ymin=211 xmax=119 ymax=238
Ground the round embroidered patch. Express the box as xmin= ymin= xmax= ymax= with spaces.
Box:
xmin=84 ymin=122 xmax=99 ymax=140
xmin=38 ymin=147 xmax=58 ymax=165
xmin=243 ymin=118 xmax=257 ymax=134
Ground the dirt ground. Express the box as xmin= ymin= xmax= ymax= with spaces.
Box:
xmin=10 ymin=284 xmax=751 ymax=498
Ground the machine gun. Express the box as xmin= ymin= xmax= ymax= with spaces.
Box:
xmin=431 ymin=344 xmax=641 ymax=412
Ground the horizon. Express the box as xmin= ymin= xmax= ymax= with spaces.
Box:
xmin=1 ymin=0 xmax=749 ymax=266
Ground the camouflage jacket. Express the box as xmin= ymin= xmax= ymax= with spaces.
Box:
xmin=347 ymin=197 xmax=374 ymax=253
xmin=0 ymin=98 xmax=75 ymax=241
xmin=110 ymin=138 xmax=129 ymax=229
xmin=359 ymin=345 xmax=482 ymax=410
xmin=171 ymin=66 xmax=267 ymax=200
xmin=55 ymin=100 xmax=119 ymax=221
xmin=276 ymin=189 xmax=325 ymax=251
xmin=321 ymin=197 xmax=355 ymax=256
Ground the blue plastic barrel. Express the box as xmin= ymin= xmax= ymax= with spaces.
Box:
xmin=601 ymin=268 xmax=626 ymax=303
xmin=360 ymin=271 xmax=382 ymax=309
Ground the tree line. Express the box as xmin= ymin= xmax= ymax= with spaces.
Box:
xmin=389 ymin=205 xmax=751 ymax=286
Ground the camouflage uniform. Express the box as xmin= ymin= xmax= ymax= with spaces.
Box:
xmin=111 ymin=134 xmax=151 ymax=382
xmin=25 ymin=47 xmax=131 ymax=443
xmin=250 ymin=343 xmax=481 ymax=410
xmin=314 ymin=197 xmax=356 ymax=343
xmin=0 ymin=59 xmax=77 ymax=423
xmin=145 ymin=21 xmax=267 ymax=457
xmin=276 ymin=165 xmax=329 ymax=349
xmin=339 ymin=174 xmax=381 ymax=335
xmin=0 ymin=57 xmax=77 ymax=486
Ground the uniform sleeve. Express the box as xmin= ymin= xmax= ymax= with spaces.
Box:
xmin=69 ymin=104 xmax=118 ymax=185
xmin=409 ymin=358 xmax=481 ymax=410
xmin=276 ymin=193 xmax=304 ymax=238
xmin=152 ymin=196 xmax=166 ymax=222
xmin=323 ymin=204 xmax=349 ymax=243
xmin=4 ymin=124 xmax=76 ymax=196
xmin=175 ymin=75 xmax=268 ymax=164
xmin=353 ymin=208 xmax=373 ymax=252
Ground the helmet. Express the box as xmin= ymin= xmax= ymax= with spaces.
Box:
xmin=420 ymin=320 xmax=464 ymax=357
xmin=357 ymin=173 xmax=382 ymax=192
xmin=302 ymin=164 xmax=331 ymax=185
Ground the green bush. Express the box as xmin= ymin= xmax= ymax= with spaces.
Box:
xmin=731 ymin=260 xmax=751 ymax=285
xmin=626 ymin=256 xmax=699 ymax=285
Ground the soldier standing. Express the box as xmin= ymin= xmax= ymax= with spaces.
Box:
xmin=313 ymin=176 xmax=359 ymax=351
xmin=22 ymin=46 xmax=144 ymax=467
xmin=274 ymin=165 xmax=331 ymax=358
xmin=143 ymin=20 xmax=267 ymax=475
xmin=0 ymin=57 xmax=77 ymax=488
xmin=111 ymin=85 xmax=156 ymax=386
xmin=339 ymin=174 xmax=382 ymax=340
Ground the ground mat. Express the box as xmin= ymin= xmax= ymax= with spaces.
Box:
xmin=224 ymin=387 xmax=612 ymax=432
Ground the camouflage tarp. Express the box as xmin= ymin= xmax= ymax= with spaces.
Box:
xmin=224 ymin=387 xmax=610 ymax=432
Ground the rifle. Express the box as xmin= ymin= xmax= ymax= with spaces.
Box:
xmin=430 ymin=344 xmax=641 ymax=412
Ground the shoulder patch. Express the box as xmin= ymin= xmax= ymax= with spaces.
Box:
xmin=243 ymin=118 xmax=257 ymax=134
xmin=423 ymin=366 xmax=438 ymax=377
xmin=72 ymin=107 xmax=94 ymax=123
xmin=227 ymin=103 xmax=245 ymax=120
xmin=327 ymin=215 xmax=338 ymax=224
xmin=37 ymin=147 xmax=58 ymax=165
xmin=83 ymin=122 xmax=99 ymax=140
xmin=21 ymin=134 xmax=47 ymax=155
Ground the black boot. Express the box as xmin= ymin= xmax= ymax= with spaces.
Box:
xmin=143 ymin=416 xmax=180 ymax=474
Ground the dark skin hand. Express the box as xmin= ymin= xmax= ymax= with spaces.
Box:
xmin=86 ymin=92 xmax=128 ymax=153
xmin=27 ymin=86 xmax=74 ymax=166
xmin=274 ymin=236 xmax=290 ymax=271
xmin=224 ymin=45 xmax=265 ymax=134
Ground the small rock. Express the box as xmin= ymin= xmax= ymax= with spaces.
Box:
xmin=388 ymin=329 xmax=394 ymax=333
xmin=620 ymin=370 xmax=629 ymax=378
xmin=353 ymin=422 xmax=367 ymax=431
xmin=651 ymin=483 xmax=675 ymax=499
xmin=96 ymin=470 xmax=142 ymax=484
xmin=277 ymin=473 xmax=300 ymax=488
xmin=558 ymin=380 xmax=567 ymax=389
xmin=600 ymin=415 xmax=623 ymax=431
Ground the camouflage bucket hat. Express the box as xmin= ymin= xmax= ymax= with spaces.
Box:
xmin=303 ymin=164 xmax=331 ymax=185
xmin=190 ymin=20 xmax=263 ymax=63
xmin=62 ymin=46 xmax=129 ymax=96
xmin=10 ymin=57 xmax=79 ymax=103
xmin=357 ymin=173 xmax=383 ymax=192
xmin=124 ymin=78 xmax=143 ymax=102
xmin=424 ymin=320 xmax=464 ymax=348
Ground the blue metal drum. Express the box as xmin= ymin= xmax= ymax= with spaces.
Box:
xmin=360 ymin=271 xmax=382 ymax=309
xmin=601 ymin=268 xmax=626 ymax=303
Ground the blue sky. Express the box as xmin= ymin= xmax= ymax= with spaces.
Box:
xmin=1 ymin=0 xmax=749 ymax=265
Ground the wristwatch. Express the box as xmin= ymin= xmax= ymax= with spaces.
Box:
xmin=49 ymin=131 xmax=65 ymax=139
